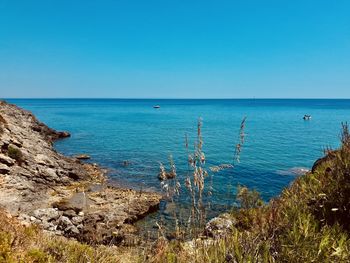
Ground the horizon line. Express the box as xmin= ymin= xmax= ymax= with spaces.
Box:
xmin=3 ymin=97 xmax=350 ymax=100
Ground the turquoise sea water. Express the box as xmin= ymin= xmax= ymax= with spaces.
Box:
xmin=7 ymin=99 xmax=350 ymax=219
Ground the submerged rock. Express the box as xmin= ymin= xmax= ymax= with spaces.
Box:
xmin=122 ymin=160 xmax=131 ymax=167
xmin=158 ymin=171 xmax=176 ymax=180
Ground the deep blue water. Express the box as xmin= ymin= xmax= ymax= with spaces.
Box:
xmin=6 ymin=99 xmax=350 ymax=218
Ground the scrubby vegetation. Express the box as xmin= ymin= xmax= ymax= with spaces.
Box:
xmin=7 ymin=146 xmax=23 ymax=164
xmin=0 ymin=211 xmax=139 ymax=263
xmin=151 ymin=124 xmax=350 ymax=262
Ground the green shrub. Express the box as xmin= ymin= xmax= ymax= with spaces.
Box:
xmin=7 ymin=146 xmax=23 ymax=163
xmin=236 ymin=185 xmax=263 ymax=209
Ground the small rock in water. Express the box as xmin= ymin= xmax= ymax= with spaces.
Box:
xmin=158 ymin=171 xmax=175 ymax=181
xmin=122 ymin=160 xmax=131 ymax=167
xmin=74 ymin=154 xmax=91 ymax=160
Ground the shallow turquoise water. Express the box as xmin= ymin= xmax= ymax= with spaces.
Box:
xmin=7 ymin=99 xmax=350 ymax=217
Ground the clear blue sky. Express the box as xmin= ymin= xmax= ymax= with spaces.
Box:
xmin=0 ymin=0 xmax=349 ymax=98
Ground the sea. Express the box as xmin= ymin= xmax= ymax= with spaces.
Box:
xmin=7 ymin=99 xmax=350 ymax=226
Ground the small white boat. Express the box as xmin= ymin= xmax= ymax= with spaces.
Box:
xmin=153 ymin=105 xmax=160 ymax=109
xmin=303 ymin=115 xmax=311 ymax=120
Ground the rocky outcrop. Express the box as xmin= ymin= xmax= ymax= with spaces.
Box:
xmin=0 ymin=100 xmax=162 ymax=244
xmin=204 ymin=213 xmax=236 ymax=238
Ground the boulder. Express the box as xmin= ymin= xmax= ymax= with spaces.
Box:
xmin=63 ymin=209 xmax=77 ymax=218
xmin=205 ymin=213 xmax=236 ymax=238
xmin=42 ymin=168 xmax=58 ymax=181
xmin=52 ymin=193 xmax=86 ymax=213
xmin=158 ymin=171 xmax=176 ymax=180
xmin=71 ymin=216 xmax=84 ymax=225
xmin=31 ymin=122 xmax=70 ymax=141
xmin=74 ymin=154 xmax=91 ymax=160
xmin=57 ymin=131 xmax=70 ymax=139
xmin=0 ymin=164 xmax=10 ymax=174
xmin=10 ymin=138 xmax=22 ymax=148
xmin=58 ymin=216 xmax=73 ymax=228
xmin=0 ymin=153 xmax=15 ymax=166
xmin=35 ymin=154 xmax=54 ymax=166
xmin=32 ymin=208 xmax=62 ymax=222
xmin=66 ymin=225 xmax=80 ymax=235
xmin=42 ymin=221 xmax=57 ymax=231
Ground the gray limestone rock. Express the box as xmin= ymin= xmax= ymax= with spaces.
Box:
xmin=0 ymin=164 xmax=10 ymax=174
xmin=0 ymin=153 xmax=15 ymax=166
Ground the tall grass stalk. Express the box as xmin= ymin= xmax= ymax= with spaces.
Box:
xmin=233 ymin=116 xmax=247 ymax=165
xmin=157 ymin=117 xmax=248 ymax=240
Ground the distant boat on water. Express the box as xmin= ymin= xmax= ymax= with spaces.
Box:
xmin=153 ymin=105 xmax=160 ymax=109
xmin=303 ymin=114 xmax=311 ymax=120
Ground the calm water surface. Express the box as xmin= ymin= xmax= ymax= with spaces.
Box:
xmin=7 ymin=99 xmax=350 ymax=222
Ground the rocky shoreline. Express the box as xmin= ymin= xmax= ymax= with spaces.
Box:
xmin=0 ymin=100 xmax=162 ymax=245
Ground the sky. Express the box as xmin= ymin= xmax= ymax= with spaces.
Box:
xmin=0 ymin=0 xmax=349 ymax=98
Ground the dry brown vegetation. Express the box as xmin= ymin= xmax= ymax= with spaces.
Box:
xmin=0 ymin=210 xmax=140 ymax=263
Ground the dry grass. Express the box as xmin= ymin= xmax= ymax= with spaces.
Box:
xmin=156 ymin=117 xmax=248 ymax=239
xmin=0 ymin=210 xmax=140 ymax=263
